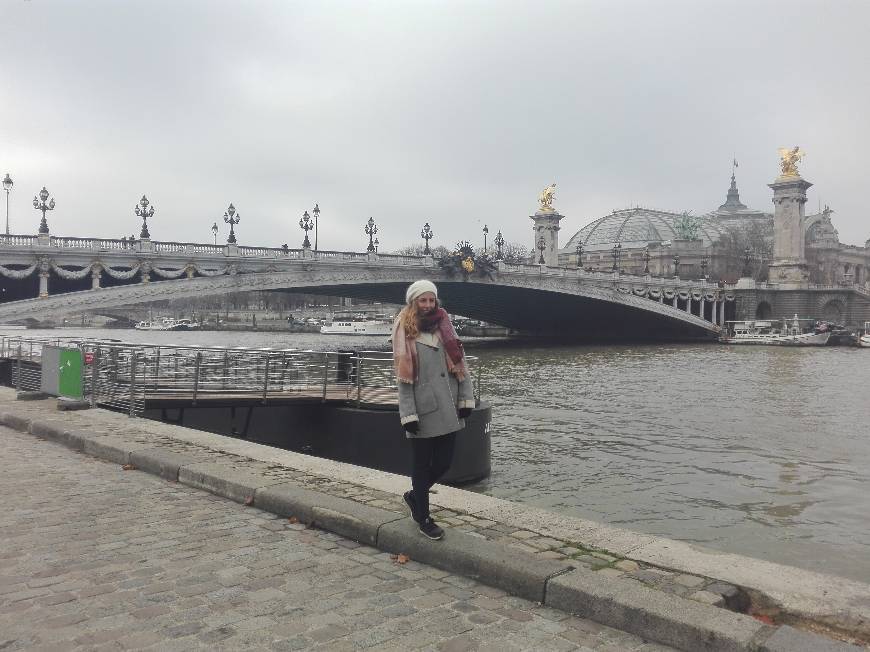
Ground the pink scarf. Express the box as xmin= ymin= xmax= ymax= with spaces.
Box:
xmin=392 ymin=307 xmax=468 ymax=384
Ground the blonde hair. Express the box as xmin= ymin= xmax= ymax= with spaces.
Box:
xmin=398 ymin=297 xmax=439 ymax=339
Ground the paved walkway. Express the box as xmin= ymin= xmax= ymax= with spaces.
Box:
xmin=0 ymin=426 xmax=674 ymax=652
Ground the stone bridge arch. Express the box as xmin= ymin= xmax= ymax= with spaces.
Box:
xmin=0 ymin=266 xmax=721 ymax=341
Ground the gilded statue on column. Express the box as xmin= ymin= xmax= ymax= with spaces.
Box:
xmin=538 ymin=183 xmax=556 ymax=212
xmin=778 ymin=146 xmax=805 ymax=178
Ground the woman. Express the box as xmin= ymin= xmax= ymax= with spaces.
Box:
xmin=392 ymin=280 xmax=475 ymax=540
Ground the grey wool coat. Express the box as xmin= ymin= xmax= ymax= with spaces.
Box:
xmin=397 ymin=333 xmax=475 ymax=439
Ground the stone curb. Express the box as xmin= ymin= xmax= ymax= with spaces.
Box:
xmin=178 ymin=461 xmax=289 ymax=505
xmin=1 ymin=410 xmax=864 ymax=652
xmin=548 ymin=566 xmax=768 ymax=652
xmin=256 ymin=482 xmax=404 ymax=547
xmin=378 ymin=518 xmax=573 ymax=604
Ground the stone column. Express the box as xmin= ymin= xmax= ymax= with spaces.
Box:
xmin=768 ymin=174 xmax=812 ymax=287
xmin=38 ymin=258 xmax=50 ymax=298
xmin=530 ymin=209 xmax=564 ymax=267
xmin=700 ymin=296 xmax=705 ymax=320
xmin=140 ymin=261 xmax=151 ymax=283
xmin=672 ymin=293 xmax=677 ymax=308
xmin=91 ymin=264 xmax=101 ymax=290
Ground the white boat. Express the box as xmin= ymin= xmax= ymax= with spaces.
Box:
xmin=135 ymin=318 xmax=200 ymax=331
xmin=860 ymin=322 xmax=870 ymax=348
xmin=721 ymin=315 xmax=831 ymax=346
xmin=320 ymin=312 xmax=392 ymax=336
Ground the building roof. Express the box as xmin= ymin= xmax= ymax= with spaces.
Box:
xmin=562 ymin=207 xmax=727 ymax=253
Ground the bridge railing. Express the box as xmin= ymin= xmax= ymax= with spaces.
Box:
xmin=0 ymin=336 xmax=482 ymax=417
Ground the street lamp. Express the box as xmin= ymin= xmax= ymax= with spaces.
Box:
xmin=421 ymin=222 xmax=434 ymax=255
xmin=494 ymin=230 xmax=505 ymax=260
xmin=223 ymin=203 xmax=240 ymax=244
xmin=642 ymin=248 xmax=651 ymax=275
xmin=537 ymin=235 xmax=546 ymax=264
xmin=575 ymin=240 xmax=584 ymax=269
xmin=211 ymin=222 xmax=219 ymax=244
xmin=134 ymin=195 xmax=154 ymax=239
xmin=33 ymin=186 xmax=55 ymax=235
xmin=312 ymin=203 xmax=320 ymax=251
xmin=299 ymin=210 xmax=313 ymax=248
xmin=365 ymin=217 xmax=378 ymax=253
xmin=374 ymin=237 xmax=379 ymax=253
xmin=611 ymin=243 xmax=622 ymax=272
xmin=483 ymin=224 xmax=489 ymax=251
xmin=2 ymin=173 xmax=12 ymax=235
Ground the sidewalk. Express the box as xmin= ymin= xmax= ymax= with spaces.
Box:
xmin=0 ymin=426 xmax=674 ymax=652
xmin=0 ymin=388 xmax=865 ymax=651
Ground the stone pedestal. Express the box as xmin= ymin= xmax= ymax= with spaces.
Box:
xmin=768 ymin=175 xmax=812 ymax=287
xmin=530 ymin=210 xmax=564 ymax=268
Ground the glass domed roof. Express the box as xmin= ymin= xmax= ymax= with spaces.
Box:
xmin=562 ymin=208 xmax=727 ymax=253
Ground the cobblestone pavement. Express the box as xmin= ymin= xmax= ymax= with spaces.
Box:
xmin=0 ymin=426 xmax=676 ymax=651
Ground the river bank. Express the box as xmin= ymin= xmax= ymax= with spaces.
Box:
xmin=1 ymin=390 xmax=865 ymax=649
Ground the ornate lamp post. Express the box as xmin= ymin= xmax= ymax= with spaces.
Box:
xmin=134 ymin=195 xmax=154 ymax=239
xmin=2 ymin=173 xmax=12 ymax=235
xmin=575 ymin=240 xmax=584 ymax=269
xmin=312 ymin=203 xmax=320 ymax=251
xmin=642 ymin=248 xmax=651 ymax=275
xmin=537 ymin=235 xmax=546 ymax=264
xmin=672 ymin=253 xmax=680 ymax=277
xmin=482 ymin=224 xmax=489 ymax=251
xmin=365 ymin=217 xmax=378 ymax=253
xmin=611 ymin=243 xmax=622 ymax=272
xmin=421 ymin=222 xmax=434 ymax=255
xmin=299 ymin=210 xmax=313 ymax=248
xmin=33 ymin=186 xmax=55 ymax=234
xmin=742 ymin=247 xmax=752 ymax=277
xmin=494 ymin=230 xmax=505 ymax=260
xmin=223 ymin=203 xmax=240 ymax=244
xmin=211 ymin=222 xmax=219 ymax=244
xmin=374 ymin=237 xmax=379 ymax=253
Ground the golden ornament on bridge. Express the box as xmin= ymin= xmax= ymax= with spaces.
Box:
xmin=778 ymin=146 xmax=805 ymax=178
xmin=461 ymin=257 xmax=475 ymax=273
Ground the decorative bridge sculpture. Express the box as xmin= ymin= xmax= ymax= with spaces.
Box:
xmin=0 ymin=233 xmax=730 ymax=340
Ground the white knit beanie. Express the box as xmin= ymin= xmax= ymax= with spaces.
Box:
xmin=405 ymin=279 xmax=438 ymax=304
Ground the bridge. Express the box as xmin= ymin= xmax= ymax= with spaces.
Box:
xmin=0 ymin=233 xmax=729 ymax=340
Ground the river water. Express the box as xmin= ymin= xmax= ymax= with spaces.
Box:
xmin=10 ymin=327 xmax=870 ymax=582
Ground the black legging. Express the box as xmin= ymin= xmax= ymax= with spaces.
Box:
xmin=410 ymin=432 xmax=457 ymax=522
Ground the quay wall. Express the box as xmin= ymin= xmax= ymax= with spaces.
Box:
xmin=735 ymin=287 xmax=870 ymax=325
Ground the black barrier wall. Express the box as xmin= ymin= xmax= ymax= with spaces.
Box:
xmin=143 ymin=402 xmax=492 ymax=485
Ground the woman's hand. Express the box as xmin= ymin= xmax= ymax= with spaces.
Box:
xmin=405 ymin=420 xmax=419 ymax=434
xmin=458 ymin=407 xmax=472 ymax=418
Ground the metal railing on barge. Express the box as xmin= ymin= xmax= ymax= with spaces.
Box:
xmin=0 ymin=336 xmax=482 ymax=417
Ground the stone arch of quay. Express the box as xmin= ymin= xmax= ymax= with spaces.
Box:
xmin=0 ymin=267 xmax=721 ymax=340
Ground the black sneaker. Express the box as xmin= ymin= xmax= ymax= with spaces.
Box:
xmin=418 ymin=518 xmax=444 ymax=540
xmin=403 ymin=491 xmax=420 ymax=523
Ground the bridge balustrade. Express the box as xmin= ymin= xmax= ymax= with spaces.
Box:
xmin=0 ymin=234 xmax=38 ymax=247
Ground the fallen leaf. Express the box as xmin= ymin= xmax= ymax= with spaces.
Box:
xmin=395 ymin=554 xmax=410 ymax=565
xmin=288 ymin=516 xmax=299 ymax=524
xmin=244 ymin=496 xmax=254 ymax=506
xmin=121 ymin=464 xmax=135 ymax=471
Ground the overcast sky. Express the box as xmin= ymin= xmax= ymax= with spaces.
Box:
xmin=2 ymin=0 xmax=868 ymax=252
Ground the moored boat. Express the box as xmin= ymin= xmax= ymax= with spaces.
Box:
xmin=320 ymin=312 xmax=392 ymax=336
xmin=860 ymin=322 xmax=870 ymax=348
xmin=721 ymin=315 xmax=831 ymax=346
